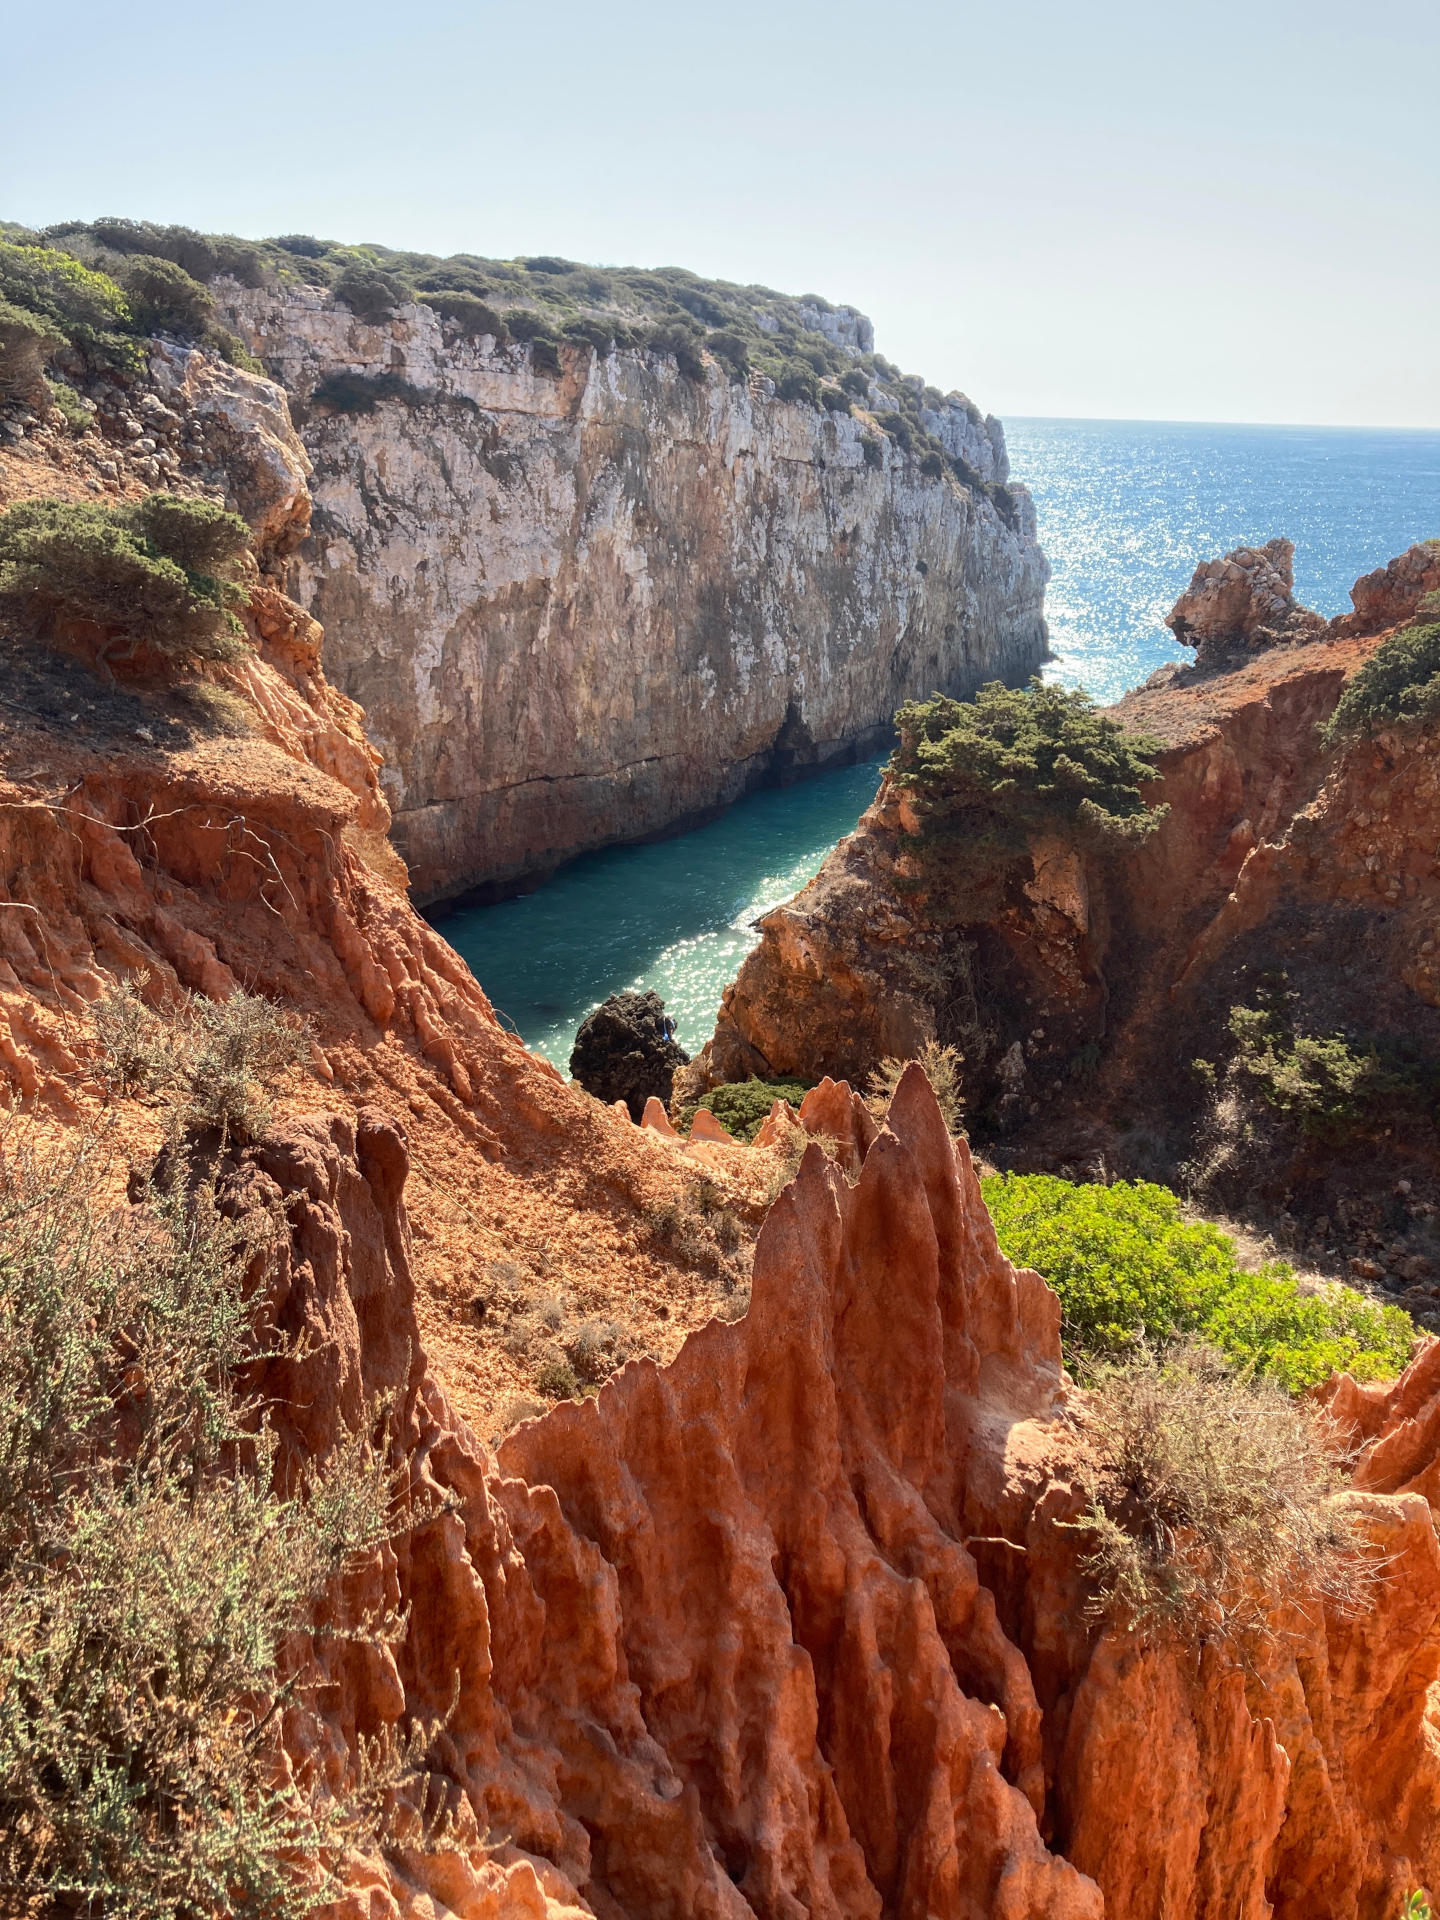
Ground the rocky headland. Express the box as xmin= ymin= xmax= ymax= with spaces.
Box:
xmin=696 ymin=538 xmax=1440 ymax=1292
xmin=211 ymin=273 xmax=1047 ymax=903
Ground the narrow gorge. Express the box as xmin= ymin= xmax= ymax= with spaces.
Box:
xmin=210 ymin=268 xmax=1047 ymax=902
xmin=3 ymin=218 xmax=1440 ymax=1920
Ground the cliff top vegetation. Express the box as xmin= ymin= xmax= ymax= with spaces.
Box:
xmin=894 ymin=679 xmax=1164 ymax=838
xmin=1322 ymin=616 xmax=1440 ymax=744
xmin=0 ymin=492 xmax=253 ymax=669
xmin=1 ymin=216 xmax=1016 ymax=515
xmin=889 ymin=681 xmax=1166 ymax=915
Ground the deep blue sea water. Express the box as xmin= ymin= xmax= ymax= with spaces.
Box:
xmin=441 ymin=421 xmax=1440 ymax=1066
xmin=1010 ymin=419 xmax=1440 ymax=704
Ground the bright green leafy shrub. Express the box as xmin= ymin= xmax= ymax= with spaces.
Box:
xmin=1203 ymin=1269 xmax=1414 ymax=1393
xmin=981 ymin=1171 xmax=1415 ymax=1388
xmin=0 ymin=241 xmax=138 ymax=372
xmin=685 ymin=1076 xmax=813 ymax=1143
xmin=0 ymin=493 xmax=251 ymax=664
xmin=1322 ymin=620 xmax=1440 ymax=744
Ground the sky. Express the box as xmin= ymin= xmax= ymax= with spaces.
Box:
xmin=5 ymin=0 xmax=1437 ymax=428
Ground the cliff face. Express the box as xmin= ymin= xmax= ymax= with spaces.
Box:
xmin=225 ymin=1068 xmax=1440 ymax=1920
xmin=698 ymin=545 xmax=1440 ymax=1280
xmin=216 ymin=283 xmax=1048 ymax=903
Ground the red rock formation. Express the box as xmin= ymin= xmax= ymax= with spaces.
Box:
xmin=1165 ymin=537 xmax=1326 ymax=664
xmin=1337 ymin=541 xmax=1440 ymax=638
xmin=230 ymin=1067 xmax=1440 ymax=1919
xmin=699 ymin=547 xmax=1440 ymax=1269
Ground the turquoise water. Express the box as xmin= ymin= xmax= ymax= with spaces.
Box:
xmin=440 ymin=420 xmax=1440 ymax=1067
xmin=440 ymin=757 xmax=886 ymax=1066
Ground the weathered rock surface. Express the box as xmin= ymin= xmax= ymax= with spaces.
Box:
xmin=1336 ymin=539 xmax=1440 ymax=638
xmin=568 ymin=988 xmax=688 ymax=1120
xmin=1165 ymin=537 xmax=1327 ymax=665
xmin=215 ymin=282 xmax=1049 ymax=903
xmin=699 ymin=545 xmax=1440 ymax=1266
xmin=0 ymin=336 xmax=312 ymax=566
xmin=223 ymin=1065 xmax=1440 ymax=1919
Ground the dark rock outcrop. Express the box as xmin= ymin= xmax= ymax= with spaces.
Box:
xmin=570 ymin=989 xmax=689 ymax=1119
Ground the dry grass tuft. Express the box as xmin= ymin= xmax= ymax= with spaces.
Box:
xmin=1072 ymin=1344 xmax=1372 ymax=1645
xmin=866 ymin=1039 xmax=965 ymax=1134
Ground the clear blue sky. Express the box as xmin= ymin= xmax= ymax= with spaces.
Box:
xmin=6 ymin=0 xmax=1436 ymax=428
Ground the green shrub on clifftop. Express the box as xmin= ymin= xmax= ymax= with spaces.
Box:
xmin=890 ymin=680 xmax=1166 ymax=914
xmin=0 ymin=493 xmax=252 ymax=665
xmin=981 ymin=1171 xmax=1414 ymax=1388
xmin=895 ymin=679 xmax=1164 ymax=838
xmin=1322 ymin=620 xmax=1440 ymax=744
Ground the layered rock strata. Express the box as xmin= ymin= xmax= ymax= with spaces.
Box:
xmin=229 ymin=1066 xmax=1440 ymax=1918
xmin=215 ymin=283 xmax=1049 ymax=902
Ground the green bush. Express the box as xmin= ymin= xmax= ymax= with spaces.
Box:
xmin=895 ymin=680 xmax=1164 ymax=838
xmin=1223 ymin=990 xmax=1439 ymax=1141
xmin=0 ymin=297 xmax=58 ymax=405
xmin=891 ymin=681 xmax=1165 ymax=915
xmin=117 ymin=253 xmax=215 ymax=337
xmin=981 ymin=1171 xmax=1415 ymax=1388
xmin=0 ymin=1126 xmax=398 ymax=1919
xmin=1203 ymin=1269 xmax=1414 ymax=1393
xmin=0 ymin=241 xmax=138 ymax=373
xmin=334 ymin=263 xmax=409 ymax=322
xmin=1322 ymin=619 xmax=1440 ymax=744
xmin=685 ymin=1076 xmax=813 ymax=1143
xmin=0 ymin=493 xmax=252 ymax=665
xmin=420 ymin=290 xmax=507 ymax=339
xmin=55 ymin=218 xmax=265 ymax=289
xmin=643 ymin=320 xmax=708 ymax=382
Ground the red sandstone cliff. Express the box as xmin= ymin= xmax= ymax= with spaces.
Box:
xmin=207 ymin=1066 xmax=1440 ymax=1919
xmin=698 ymin=543 xmax=1440 ymax=1287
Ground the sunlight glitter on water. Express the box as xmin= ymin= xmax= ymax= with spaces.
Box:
xmin=440 ymin=419 xmax=1440 ymax=1065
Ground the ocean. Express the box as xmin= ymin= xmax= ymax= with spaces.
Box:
xmin=438 ymin=419 xmax=1440 ymax=1067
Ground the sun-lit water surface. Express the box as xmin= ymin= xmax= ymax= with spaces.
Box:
xmin=1008 ymin=419 xmax=1440 ymax=703
xmin=440 ymin=420 xmax=1440 ymax=1066
xmin=436 ymin=757 xmax=886 ymax=1066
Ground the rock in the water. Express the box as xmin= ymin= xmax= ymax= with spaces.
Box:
xmin=570 ymin=989 xmax=689 ymax=1119
xmin=1166 ymin=536 xmax=1325 ymax=665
